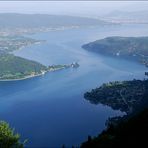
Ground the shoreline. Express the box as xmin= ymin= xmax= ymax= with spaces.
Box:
xmin=0 ymin=67 xmax=66 ymax=82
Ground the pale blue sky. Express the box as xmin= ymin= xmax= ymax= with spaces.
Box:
xmin=0 ymin=1 xmax=148 ymax=17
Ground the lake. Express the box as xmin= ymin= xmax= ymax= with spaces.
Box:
xmin=0 ymin=24 xmax=147 ymax=147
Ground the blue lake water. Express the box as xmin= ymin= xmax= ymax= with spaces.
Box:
xmin=0 ymin=24 xmax=148 ymax=147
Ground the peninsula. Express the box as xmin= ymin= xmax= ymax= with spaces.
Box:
xmin=84 ymin=79 xmax=148 ymax=113
xmin=0 ymin=53 xmax=79 ymax=81
xmin=0 ymin=35 xmax=79 ymax=81
xmin=82 ymin=36 xmax=148 ymax=67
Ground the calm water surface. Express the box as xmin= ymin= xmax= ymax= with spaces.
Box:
xmin=0 ymin=24 xmax=148 ymax=147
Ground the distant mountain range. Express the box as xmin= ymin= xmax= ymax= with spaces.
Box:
xmin=101 ymin=10 xmax=148 ymax=23
xmin=105 ymin=10 xmax=148 ymax=19
xmin=0 ymin=13 xmax=108 ymax=28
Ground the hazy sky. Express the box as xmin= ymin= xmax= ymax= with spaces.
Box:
xmin=0 ymin=1 xmax=148 ymax=17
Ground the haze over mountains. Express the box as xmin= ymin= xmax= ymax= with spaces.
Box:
xmin=2 ymin=10 xmax=148 ymax=30
xmin=101 ymin=10 xmax=148 ymax=23
xmin=0 ymin=13 xmax=107 ymax=28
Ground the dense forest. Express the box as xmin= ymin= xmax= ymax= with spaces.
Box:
xmin=81 ymin=108 xmax=148 ymax=148
xmin=84 ymin=79 xmax=148 ymax=113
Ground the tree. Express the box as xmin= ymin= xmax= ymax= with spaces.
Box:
xmin=0 ymin=121 xmax=25 ymax=148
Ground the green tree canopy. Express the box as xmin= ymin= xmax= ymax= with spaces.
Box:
xmin=0 ymin=121 xmax=25 ymax=148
